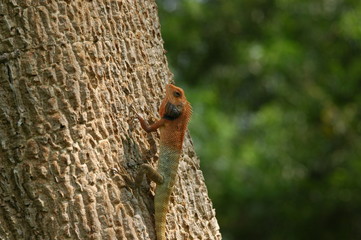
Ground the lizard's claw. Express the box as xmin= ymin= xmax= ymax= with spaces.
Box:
xmin=129 ymin=106 xmax=143 ymax=121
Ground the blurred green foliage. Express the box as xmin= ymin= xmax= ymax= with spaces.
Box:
xmin=158 ymin=0 xmax=361 ymax=239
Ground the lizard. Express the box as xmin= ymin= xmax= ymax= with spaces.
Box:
xmin=134 ymin=83 xmax=192 ymax=240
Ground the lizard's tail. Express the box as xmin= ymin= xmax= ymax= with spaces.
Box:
xmin=154 ymin=146 xmax=181 ymax=240
xmin=154 ymin=183 xmax=172 ymax=240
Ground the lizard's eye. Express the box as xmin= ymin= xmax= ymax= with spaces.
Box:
xmin=173 ymin=91 xmax=181 ymax=98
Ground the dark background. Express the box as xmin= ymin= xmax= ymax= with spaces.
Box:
xmin=158 ymin=0 xmax=361 ymax=239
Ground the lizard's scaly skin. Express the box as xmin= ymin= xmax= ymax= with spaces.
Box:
xmin=135 ymin=84 xmax=191 ymax=240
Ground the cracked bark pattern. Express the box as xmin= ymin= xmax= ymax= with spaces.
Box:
xmin=0 ymin=1 xmax=221 ymax=239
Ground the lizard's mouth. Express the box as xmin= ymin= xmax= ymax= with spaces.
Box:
xmin=163 ymin=102 xmax=182 ymax=120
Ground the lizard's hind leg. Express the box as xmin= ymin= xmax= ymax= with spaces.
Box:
xmin=135 ymin=164 xmax=164 ymax=186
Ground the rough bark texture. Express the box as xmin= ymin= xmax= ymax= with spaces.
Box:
xmin=0 ymin=1 xmax=221 ymax=240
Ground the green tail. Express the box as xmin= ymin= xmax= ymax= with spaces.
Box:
xmin=154 ymin=146 xmax=181 ymax=240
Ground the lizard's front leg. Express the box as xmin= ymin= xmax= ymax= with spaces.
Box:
xmin=136 ymin=116 xmax=165 ymax=133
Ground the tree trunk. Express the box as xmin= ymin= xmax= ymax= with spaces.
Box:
xmin=0 ymin=1 xmax=221 ymax=239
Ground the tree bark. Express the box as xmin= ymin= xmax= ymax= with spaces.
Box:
xmin=0 ymin=1 xmax=221 ymax=239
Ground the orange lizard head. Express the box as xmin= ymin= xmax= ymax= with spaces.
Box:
xmin=159 ymin=84 xmax=192 ymax=121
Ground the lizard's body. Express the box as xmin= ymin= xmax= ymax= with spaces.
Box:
xmin=135 ymin=84 xmax=191 ymax=240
